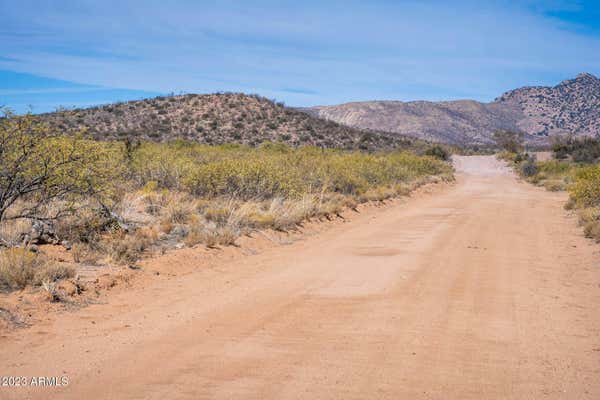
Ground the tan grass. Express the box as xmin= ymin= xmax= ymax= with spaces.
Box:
xmin=583 ymin=221 xmax=600 ymax=242
xmin=0 ymin=218 xmax=31 ymax=246
xmin=33 ymin=263 xmax=75 ymax=286
xmin=0 ymin=248 xmax=69 ymax=290
xmin=104 ymin=228 xmax=157 ymax=265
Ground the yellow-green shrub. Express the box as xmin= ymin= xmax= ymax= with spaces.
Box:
xmin=570 ymin=166 xmax=600 ymax=208
xmin=130 ymin=143 xmax=452 ymax=200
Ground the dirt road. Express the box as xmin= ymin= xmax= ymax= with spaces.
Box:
xmin=2 ymin=156 xmax=599 ymax=399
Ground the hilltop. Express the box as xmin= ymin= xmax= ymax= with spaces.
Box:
xmin=496 ymin=73 xmax=600 ymax=138
xmin=36 ymin=93 xmax=423 ymax=151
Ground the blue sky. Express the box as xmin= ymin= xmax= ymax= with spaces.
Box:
xmin=1 ymin=0 xmax=599 ymax=113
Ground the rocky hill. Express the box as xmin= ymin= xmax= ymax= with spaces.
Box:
xmin=37 ymin=93 xmax=422 ymax=151
xmin=306 ymin=100 xmax=522 ymax=146
xmin=307 ymin=73 xmax=600 ymax=146
xmin=496 ymin=73 xmax=600 ymax=138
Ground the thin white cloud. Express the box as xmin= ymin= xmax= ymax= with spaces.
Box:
xmin=1 ymin=0 xmax=598 ymax=106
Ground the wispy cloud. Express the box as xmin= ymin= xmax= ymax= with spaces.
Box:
xmin=1 ymin=0 xmax=599 ymax=109
xmin=0 ymin=70 xmax=159 ymax=113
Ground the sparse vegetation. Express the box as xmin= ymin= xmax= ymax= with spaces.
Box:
xmin=33 ymin=93 xmax=430 ymax=152
xmin=493 ymin=130 xmax=524 ymax=153
xmin=499 ymin=138 xmax=600 ymax=243
xmin=571 ymin=166 xmax=600 ymax=242
xmin=0 ymin=248 xmax=73 ymax=291
xmin=551 ymin=136 xmax=600 ymax=163
xmin=424 ymin=145 xmax=450 ymax=161
xmin=0 ymin=112 xmax=453 ymax=291
xmin=520 ymin=155 xmax=538 ymax=177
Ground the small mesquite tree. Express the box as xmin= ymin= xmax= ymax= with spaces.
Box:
xmin=493 ymin=130 xmax=525 ymax=153
xmin=0 ymin=111 xmax=122 ymax=224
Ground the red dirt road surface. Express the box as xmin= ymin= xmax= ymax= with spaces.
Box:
xmin=1 ymin=155 xmax=599 ymax=399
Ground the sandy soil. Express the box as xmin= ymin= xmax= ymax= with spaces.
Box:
xmin=1 ymin=155 xmax=599 ymax=399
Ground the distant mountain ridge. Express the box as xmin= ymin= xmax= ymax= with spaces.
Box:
xmin=307 ymin=73 xmax=600 ymax=146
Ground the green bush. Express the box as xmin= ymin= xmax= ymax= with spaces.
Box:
xmin=424 ymin=145 xmax=450 ymax=161
xmin=551 ymin=136 xmax=600 ymax=162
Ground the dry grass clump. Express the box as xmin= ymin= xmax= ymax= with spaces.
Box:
xmin=71 ymin=242 xmax=101 ymax=264
xmin=360 ymin=186 xmax=398 ymax=202
xmin=114 ymin=192 xmax=155 ymax=226
xmin=578 ymin=207 xmax=600 ymax=242
xmin=261 ymin=197 xmax=315 ymax=230
xmin=184 ymin=223 xmax=238 ymax=248
xmin=0 ymin=218 xmax=32 ymax=246
xmin=0 ymin=248 xmax=38 ymax=290
xmin=202 ymin=226 xmax=239 ymax=247
xmin=203 ymin=206 xmax=232 ymax=225
xmin=583 ymin=221 xmax=600 ymax=241
xmin=578 ymin=207 xmax=600 ymax=224
xmin=103 ymin=228 xmax=157 ymax=265
xmin=53 ymin=206 xmax=110 ymax=244
xmin=543 ymin=179 xmax=566 ymax=192
xmin=0 ymin=248 xmax=74 ymax=290
xmin=161 ymin=194 xmax=195 ymax=224
xmin=33 ymin=263 xmax=75 ymax=286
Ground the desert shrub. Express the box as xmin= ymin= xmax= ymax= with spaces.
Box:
xmin=543 ymin=180 xmax=565 ymax=192
xmin=521 ymin=157 xmax=538 ymax=177
xmin=552 ymin=141 xmax=570 ymax=160
xmin=518 ymin=159 xmax=581 ymax=191
xmin=570 ymin=166 xmax=600 ymax=208
xmin=0 ymin=248 xmax=39 ymax=290
xmin=186 ymin=225 xmax=238 ymax=248
xmin=0 ymin=248 xmax=69 ymax=290
xmin=103 ymin=229 xmax=156 ymax=265
xmin=161 ymin=194 xmax=195 ymax=224
xmin=71 ymin=242 xmax=101 ymax=264
xmin=537 ymin=160 xmax=573 ymax=175
xmin=0 ymin=218 xmax=32 ymax=246
xmin=513 ymin=153 xmax=527 ymax=163
xmin=33 ymin=263 xmax=75 ymax=286
xmin=424 ymin=145 xmax=450 ymax=161
xmin=126 ymin=143 xmax=452 ymax=200
xmin=203 ymin=206 xmax=232 ymax=225
xmin=578 ymin=207 xmax=600 ymax=224
xmin=572 ymin=147 xmax=600 ymax=164
xmin=0 ymin=112 xmax=125 ymax=224
xmin=53 ymin=206 xmax=113 ymax=244
xmin=552 ymin=136 xmax=600 ymax=163
xmin=583 ymin=221 xmax=600 ymax=242
xmin=493 ymin=130 xmax=524 ymax=153
xmin=0 ymin=126 xmax=452 ymax=261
